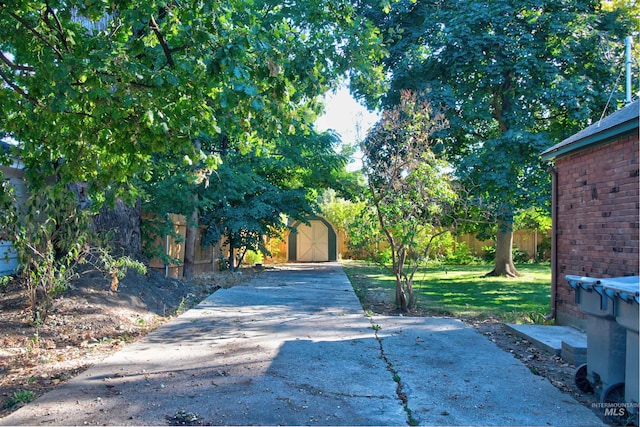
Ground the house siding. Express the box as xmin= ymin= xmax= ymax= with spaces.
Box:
xmin=0 ymin=157 xmax=27 ymax=276
xmin=554 ymin=133 xmax=639 ymax=328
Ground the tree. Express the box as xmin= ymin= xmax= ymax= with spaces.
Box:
xmin=0 ymin=1 xmax=384 ymax=271
xmin=355 ymin=0 xmax=635 ymax=276
xmin=319 ymin=188 xmax=383 ymax=260
xmin=362 ymin=91 xmax=456 ymax=312
xmin=0 ymin=1 xmax=380 ymax=198
xmin=318 ymin=190 xmax=357 ymax=236
xmin=139 ymin=128 xmax=350 ymax=272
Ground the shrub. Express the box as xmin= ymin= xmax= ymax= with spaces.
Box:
xmin=244 ymin=249 xmax=263 ymax=266
xmin=501 ymin=310 xmax=550 ymax=325
xmin=429 ymin=232 xmax=456 ymax=259
xmin=5 ymin=185 xmax=145 ymax=324
xmin=3 ymin=390 xmax=35 ymax=409
xmin=445 ymin=242 xmax=482 ymax=265
xmin=481 ymin=245 xmax=496 ymax=262
xmin=537 ymin=236 xmax=552 ymax=262
xmin=375 ymin=247 xmax=393 ymax=267
xmin=482 ymin=245 xmax=531 ymax=263
xmin=512 ymin=247 xmax=530 ymax=263
xmin=217 ymin=249 xmax=229 ymax=271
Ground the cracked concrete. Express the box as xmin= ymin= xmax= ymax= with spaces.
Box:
xmin=372 ymin=323 xmax=415 ymax=424
xmin=1 ymin=262 xmax=605 ymax=426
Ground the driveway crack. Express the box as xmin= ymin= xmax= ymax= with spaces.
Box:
xmin=369 ymin=319 xmax=418 ymax=426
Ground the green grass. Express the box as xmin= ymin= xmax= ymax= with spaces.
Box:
xmin=3 ymin=390 xmax=36 ymax=410
xmin=342 ymin=260 xmax=552 ymax=323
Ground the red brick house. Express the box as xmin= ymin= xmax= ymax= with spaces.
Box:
xmin=541 ymin=100 xmax=639 ymax=329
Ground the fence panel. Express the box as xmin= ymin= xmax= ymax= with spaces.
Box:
xmin=143 ymin=213 xmax=186 ymax=278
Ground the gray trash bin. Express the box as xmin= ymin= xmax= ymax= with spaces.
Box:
xmin=566 ymin=275 xmax=627 ymax=401
xmin=602 ymin=276 xmax=639 ymax=414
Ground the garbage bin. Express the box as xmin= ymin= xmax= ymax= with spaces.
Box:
xmin=565 ymin=275 xmax=627 ymax=402
xmin=601 ymin=276 xmax=639 ymax=413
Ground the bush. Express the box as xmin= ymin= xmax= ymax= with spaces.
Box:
xmin=501 ymin=310 xmax=550 ymax=325
xmin=512 ymin=247 xmax=530 ymax=263
xmin=5 ymin=185 xmax=145 ymax=324
xmin=427 ymin=232 xmax=456 ymax=259
xmin=445 ymin=242 xmax=482 ymax=265
xmin=481 ymin=245 xmax=496 ymax=262
xmin=243 ymin=249 xmax=263 ymax=266
xmin=3 ymin=390 xmax=35 ymax=410
xmin=375 ymin=247 xmax=393 ymax=267
xmin=537 ymin=236 xmax=552 ymax=262
xmin=217 ymin=250 xmax=229 ymax=271
xmin=482 ymin=245 xmax=531 ymax=263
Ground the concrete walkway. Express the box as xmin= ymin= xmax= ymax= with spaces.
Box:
xmin=0 ymin=263 xmax=604 ymax=426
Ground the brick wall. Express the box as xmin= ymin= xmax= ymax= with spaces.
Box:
xmin=554 ymin=134 xmax=639 ymax=327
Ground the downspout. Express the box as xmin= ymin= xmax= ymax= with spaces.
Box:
xmin=625 ymin=35 xmax=633 ymax=104
xmin=545 ymin=166 xmax=558 ymax=321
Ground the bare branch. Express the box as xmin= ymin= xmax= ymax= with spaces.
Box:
xmin=0 ymin=69 xmax=44 ymax=107
xmin=62 ymin=109 xmax=94 ymax=119
xmin=0 ymin=51 xmax=36 ymax=72
xmin=149 ymin=15 xmax=175 ymax=68
xmin=43 ymin=2 xmax=70 ymax=52
xmin=7 ymin=10 xmax=64 ymax=60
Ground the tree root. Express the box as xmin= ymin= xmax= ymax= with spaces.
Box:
xmin=483 ymin=264 xmax=519 ymax=278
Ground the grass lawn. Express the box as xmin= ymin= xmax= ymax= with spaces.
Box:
xmin=341 ymin=260 xmax=552 ymax=323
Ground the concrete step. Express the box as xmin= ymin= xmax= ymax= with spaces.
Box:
xmin=505 ymin=323 xmax=587 ymax=366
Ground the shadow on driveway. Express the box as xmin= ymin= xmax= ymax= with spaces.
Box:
xmin=0 ymin=263 xmax=604 ymax=426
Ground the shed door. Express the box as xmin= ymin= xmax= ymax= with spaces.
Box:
xmin=296 ymin=220 xmax=329 ymax=262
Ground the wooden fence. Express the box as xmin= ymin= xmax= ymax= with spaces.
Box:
xmin=143 ymin=213 xmax=223 ymax=278
xmin=143 ymin=215 xmax=550 ymax=279
xmin=456 ymin=229 xmax=551 ymax=260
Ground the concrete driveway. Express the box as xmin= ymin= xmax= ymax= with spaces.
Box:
xmin=0 ymin=263 xmax=604 ymax=426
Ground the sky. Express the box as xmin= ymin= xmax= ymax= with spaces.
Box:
xmin=314 ymin=84 xmax=379 ymax=171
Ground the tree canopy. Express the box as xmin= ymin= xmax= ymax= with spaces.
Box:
xmin=0 ymin=1 xmax=387 ymax=275
xmin=356 ymin=0 xmax=635 ymax=276
xmin=0 ymin=1 xmax=383 ymax=207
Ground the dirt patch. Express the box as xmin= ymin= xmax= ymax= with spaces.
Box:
xmin=468 ymin=319 xmax=600 ymax=412
xmin=0 ymin=267 xmax=259 ymax=418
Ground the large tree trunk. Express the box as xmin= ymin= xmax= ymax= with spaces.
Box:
xmin=93 ymin=199 xmax=143 ymax=260
xmin=486 ymin=219 xmax=520 ymax=277
xmin=183 ymin=201 xmax=198 ymax=279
